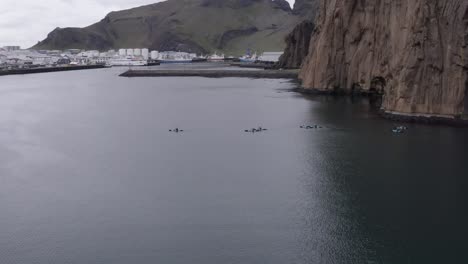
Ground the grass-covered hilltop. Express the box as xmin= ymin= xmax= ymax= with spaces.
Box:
xmin=33 ymin=0 xmax=317 ymax=55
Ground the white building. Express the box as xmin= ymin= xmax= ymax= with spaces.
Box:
xmin=119 ymin=49 xmax=126 ymax=56
xmin=133 ymin=48 xmax=141 ymax=56
xmin=142 ymin=49 xmax=149 ymax=60
xmin=150 ymin=51 xmax=159 ymax=60
xmin=0 ymin=54 xmax=7 ymax=65
xmin=66 ymin=49 xmax=82 ymax=54
xmin=258 ymin=52 xmax=284 ymax=63
xmin=89 ymin=50 xmax=100 ymax=57
xmin=106 ymin=50 xmax=116 ymax=56
xmin=126 ymin=49 xmax=134 ymax=56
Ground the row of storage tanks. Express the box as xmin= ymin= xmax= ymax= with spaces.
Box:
xmin=118 ymin=49 xmax=159 ymax=60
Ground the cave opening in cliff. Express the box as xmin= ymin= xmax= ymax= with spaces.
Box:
xmin=370 ymin=77 xmax=386 ymax=95
xmin=368 ymin=77 xmax=386 ymax=108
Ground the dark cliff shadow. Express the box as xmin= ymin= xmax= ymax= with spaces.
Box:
xmin=293 ymin=95 xmax=468 ymax=263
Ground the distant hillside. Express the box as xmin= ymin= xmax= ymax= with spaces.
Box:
xmin=293 ymin=0 xmax=319 ymax=18
xmin=33 ymin=0 xmax=317 ymax=55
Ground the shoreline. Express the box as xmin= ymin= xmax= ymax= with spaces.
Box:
xmin=380 ymin=110 xmax=468 ymax=127
xmin=294 ymin=87 xmax=468 ymax=127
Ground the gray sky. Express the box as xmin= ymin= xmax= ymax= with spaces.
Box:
xmin=0 ymin=0 xmax=295 ymax=48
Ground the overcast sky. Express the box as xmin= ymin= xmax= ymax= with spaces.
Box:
xmin=0 ymin=0 xmax=296 ymax=48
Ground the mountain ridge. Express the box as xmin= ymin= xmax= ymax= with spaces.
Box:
xmin=33 ymin=0 xmax=317 ymax=55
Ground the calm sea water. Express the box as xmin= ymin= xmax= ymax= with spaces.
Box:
xmin=0 ymin=65 xmax=467 ymax=264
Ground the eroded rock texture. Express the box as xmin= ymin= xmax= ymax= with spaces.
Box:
xmin=277 ymin=20 xmax=315 ymax=69
xmin=300 ymin=0 xmax=468 ymax=117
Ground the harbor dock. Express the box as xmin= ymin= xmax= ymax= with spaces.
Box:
xmin=0 ymin=65 xmax=107 ymax=76
xmin=119 ymin=69 xmax=298 ymax=79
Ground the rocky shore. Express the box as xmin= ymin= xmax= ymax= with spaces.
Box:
xmin=380 ymin=111 xmax=468 ymax=127
xmin=295 ymin=87 xmax=468 ymax=126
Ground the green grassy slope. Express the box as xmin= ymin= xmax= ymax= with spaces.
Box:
xmin=33 ymin=0 xmax=310 ymax=55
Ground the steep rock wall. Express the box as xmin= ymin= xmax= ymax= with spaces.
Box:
xmin=277 ymin=20 xmax=315 ymax=69
xmin=299 ymin=0 xmax=468 ymax=117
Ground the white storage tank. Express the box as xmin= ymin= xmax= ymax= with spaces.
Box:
xmin=126 ymin=49 xmax=134 ymax=56
xmin=150 ymin=51 xmax=159 ymax=60
xmin=133 ymin=48 xmax=142 ymax=56
xmin=142 ymin=48 xmax=149 ymax=60
xmin=258 ymin=51 xmax=284 ymax=62
xmin=119 ymin=49 xmax=126 ymax=56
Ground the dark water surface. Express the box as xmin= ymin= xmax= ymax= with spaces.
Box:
xmin=0 ymin=65 xmax=467 ymax=264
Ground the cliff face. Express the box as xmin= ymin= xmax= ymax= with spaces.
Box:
xmin=277 ymin=20 xmax=314 ymax=69
xmin=276 ymin=0 xmax=320 ymax=69
xmin=299 ymin=0 xmax=468 ymax=117
xmin=33 ymin=0 xmax=306 ymax=55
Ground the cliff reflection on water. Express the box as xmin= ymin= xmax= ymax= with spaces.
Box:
xmin=297 ymin=95 xmax=467 ymax=263
xmin=0 ymin=67 xmax=466 ymax=264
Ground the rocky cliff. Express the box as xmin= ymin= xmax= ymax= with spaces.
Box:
xmin=33 ymin=0 xmax=314 ymax=55
xmin=277 ymin=20 xmax=314 ymax=69
xmin=299 ymin=0 xmax=468 ymax=119
xmin=275 ymin=0 xmax=320 ymax=68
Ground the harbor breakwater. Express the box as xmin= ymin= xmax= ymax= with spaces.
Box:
xmin=0 ymin=65 xmax=107 ymax=76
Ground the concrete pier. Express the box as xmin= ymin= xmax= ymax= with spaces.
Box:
xmin=119 ymin=69 xmax=298 ymax=79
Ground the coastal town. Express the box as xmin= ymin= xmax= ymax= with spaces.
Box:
xmin=0 ymin=45 xmax=284 ymax=72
